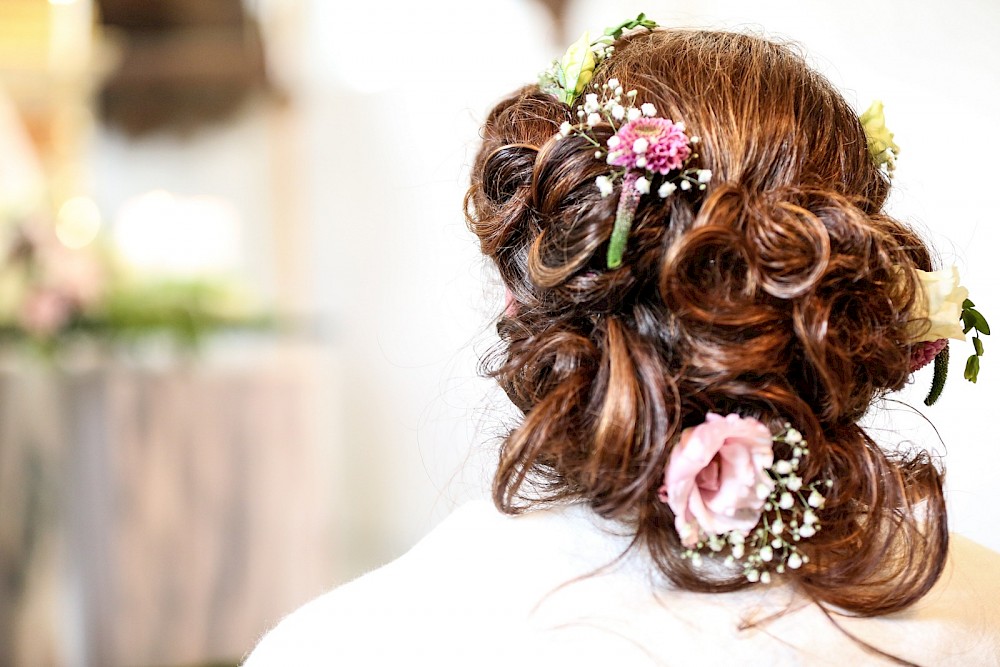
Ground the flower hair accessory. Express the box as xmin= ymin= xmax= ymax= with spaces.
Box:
xmin=859 ymin=101 xmax=899 ymax=176
xmin=907 ymin=266 xmax=990 ymax=405
xmin=560 ymin=92 xmax=709 ymax=269
xmin=538 ymin=14 xmax=657 ymax=106
xmin=658 ymin=413 xmax=830 ymax=584
xmin=858 ymin=110 xmax=989 ymax=403
xmin=539 ymin=15 xmax=710 ymax=269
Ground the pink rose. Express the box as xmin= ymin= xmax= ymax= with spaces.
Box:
xmin=658 ymin=413 xmax=775 ymax=547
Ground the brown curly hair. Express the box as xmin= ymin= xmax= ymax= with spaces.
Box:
xmin=465 ymin=30 xmax=946 ymax=617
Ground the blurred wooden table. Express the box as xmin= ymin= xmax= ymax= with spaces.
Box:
xmin=0 ymin=341 xmax=340 ymax=667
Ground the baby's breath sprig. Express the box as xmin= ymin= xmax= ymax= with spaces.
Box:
xmin=680 ymin=424 xmax=830 ymax=584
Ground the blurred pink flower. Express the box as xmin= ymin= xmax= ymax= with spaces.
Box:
xmin=659 ymin=413 xmax=774 ymax=547
xmin=18 ymin=288 xmax=72 ymax=337
xmin=42 ymin=247 xmax=105 ymax=307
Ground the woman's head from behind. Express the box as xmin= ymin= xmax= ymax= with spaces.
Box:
xmin=466 ymin=29 xmax=944 ymax=615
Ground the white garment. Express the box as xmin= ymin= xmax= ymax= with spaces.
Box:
xmin=245 ymin=501 xmax=1000 ymax=666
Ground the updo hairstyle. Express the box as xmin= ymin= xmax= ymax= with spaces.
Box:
xmin=465 ymin=30 xmax=946 ymax=616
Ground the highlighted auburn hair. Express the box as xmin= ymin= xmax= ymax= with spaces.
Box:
xmin=465 ymin=30 xmax=946 ymax=617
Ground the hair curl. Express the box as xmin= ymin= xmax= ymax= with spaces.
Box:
xmin=465 ymin=30 xmax=945 ymax=618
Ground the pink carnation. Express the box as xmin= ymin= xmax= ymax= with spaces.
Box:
xmin=658 ymin=413 xmax=774 ymax=547
xmin=607 ymin=118 xmax=691 ymax=175
xmin=910 ymin=338 xmax=947 ymax=372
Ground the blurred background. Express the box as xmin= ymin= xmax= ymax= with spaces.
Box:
xmin=0 ymin=0 xmax=997 ymax=665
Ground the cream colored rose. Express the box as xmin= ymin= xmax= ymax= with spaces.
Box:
xmin=558 ymin=31 xmax=596 ymax=105
xmin=911 ymin=266 xmax=969 ymax=342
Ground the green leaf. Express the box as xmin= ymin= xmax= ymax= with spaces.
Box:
xmin=974 ymin=336 xmax=984 ymax=356
xmin=962 ymin=311 xmax=976 ymax=334
xmin=963 ymin=298 xmax=975 ymax=309
xmin=967 ymin=307 xmax=990 ymax=335
xmin=965 ymin=354 xmax=980 ymax=383
xmin=603 ymin=13 xmax=658 ymax=39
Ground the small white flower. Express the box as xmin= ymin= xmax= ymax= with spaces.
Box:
xmin=611 ymin=104 xmax=626 ymax=120
xmin=786 ymin=475 xmax=803 ymax=492
xmin=627 ymin=89 xmax=637 ymax=98
xmin=759 ymin=546 xmax=774 ymax=562
xmin=798 ymin=524 xmax=816 ymax=538
xmin=680 ymin=180 xmax=692 ymax=191
xmin=755 ymin=482 xmax=771 ymax=500
xmin=587 ymin=112 xmax=601 ymax=127
xmin=632 ymin=137 xmax=649 ymax=154
xmin=771 ymin=538 xmax=783 ymax=548
xmin=690 ymin=136 xmax=700 ymax=144
xmin=577 ymin=109 xmax=585 ymax=118
xmin=607 ymin=135 xmax=621 ymax=148
xmin=635 ymin=156 xmax=647 ymax=168
xmin=746 ymin=569 xmax=760 ymax=583
xmin=731 ymin=543 xmax=745 ymax=559
xmin=606 ymin=152 xmax=620 ymax=164
xmin=787 ymin=552 xmax=803 ymax=570
xmin=697 ymin=169 xmax=712 ymax=183
xmin=771 ymin=518 xmax=784 ymax=535
xmin=658 ymin=182 xmax=677 ymax=198
xmin=808 ymin=490 xmax=825 ymax=508
xmin=785 ymin=429 xmax=803 ymax=444
xmin=803 ymin=509 xmax=818 ymax=526
xmin=729 ymin=532 xmax=745 ymax=545
xmin=607 ymin=78 xmax=620 ymax=89
xmin=760 ymin=571 xmax=772 ymax=584
xmin=635 ymin=176 xmax=651 ymax=194
xmin=678 ymin=522 xmax=695 ymax=542
xmin=614 ymin=86 xmax=624 ymax=96
xmin=691 ymin=552 xmax=703 ymax=567
xmin=779 ymin=492 xmax=794 ymax=510
xmin=594 ymin=151 xmax=603 ymax=158
xmin=793 ymin=446 xmax=803 ymax=457
xmin=773 ymin=460 xmax=793 ymax=475
xmin=641 ymin=102 xmax=657 ymax=117
xmin=559 ymin=121 xmax=573 ymax=137
xmin=595 ymin=175 xmax=614 ymax=197
xmin=627 ymin=107 xmax=641 ymax=121
xmin=584 ymin=93 xmax=600 ymax=113
xmin=675 ymin=121 xmax=686 ymax=132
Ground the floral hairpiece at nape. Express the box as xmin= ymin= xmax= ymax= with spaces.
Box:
xmin=659 ymin=413 xmax=829 ymax=583
xmin=539 ymin=14 xmax=710 ymax=269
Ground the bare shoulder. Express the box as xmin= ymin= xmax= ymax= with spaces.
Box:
xmin=932 ymin=533 xmax=1000 ymax=613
